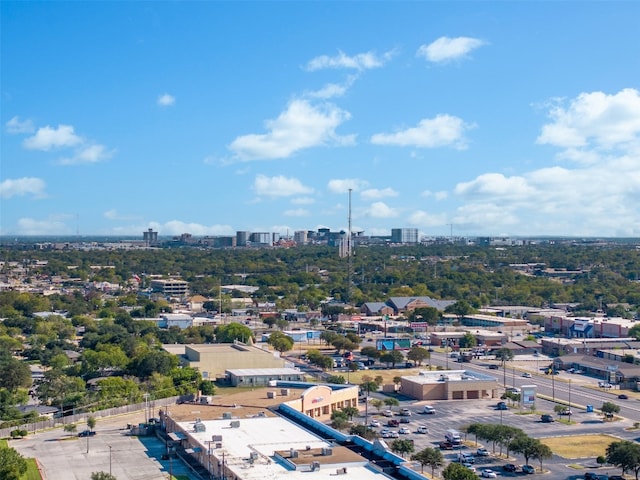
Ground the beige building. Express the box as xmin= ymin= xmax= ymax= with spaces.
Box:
xmin=164 ymin=342 xmax=288 ymax=380
xmin=285 ymin=384 xmax=359 ymax=421
xmin=400 ymin=369 xmax=499 ymax=401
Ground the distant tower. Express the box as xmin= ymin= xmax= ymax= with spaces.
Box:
xmin=347 ymin=189 xmax=353 ymax=303
xmin=143 ymin=228 xmax=158 ymax=246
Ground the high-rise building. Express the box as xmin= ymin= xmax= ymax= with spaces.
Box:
xmin=391 ymin=228 xmax=418 ymax=244
xmin=143 ymin=228 xmax=158 ymax=246
xmin=236 ymin=231 xmax=249 ymax=247
xmin=294 ymin=230 xmax=308 ymax=244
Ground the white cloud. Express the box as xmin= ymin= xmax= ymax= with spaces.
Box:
xmin=228 ymin=99 xmax=355 ymax=161
xmin=157 ymin=93 xmax=176 ymax=107
xmin=291 ymin=196 xmax=315 ymax=205
xmin=284 ymin=208 xmax=310 ymax=217
xmin=15 ymin=217 xmax=72 ymax=235
xmin=58 ymin=144 xmax=114 ymax=165
xmin=360 ymin=188 xmax=398 ymax=200
xmin=421 ymin=190 xmax=448 ymax=200
xmin=537 ymin=88 xmax=640 ymax=157
xmin=5 ymin=116 xmax=34 ymax=134
xmin=305 ymin=50 xmax=394 ymax=71
xmin=23 ymin=125 xmax=82 ymax=150
xmin=327 ymin=178 xmax=369 ymax=193
xmin=416 ymin=36 xmax=486 ymax=63
xmin=103 ymin=209 xmax=141 ymax=221
xmin=252 ymin=174 xmax=314 ymax=197
xmin=455 ymin=173 xmax=536 ymax=199
xmin=0 ymin=177 xmax=46 ymax=199
xmin=371 ymin=114 xmax=473 ymax=149
xmin=362 ymin=201 xmax=398 ymax=218
xmin=408 ymin=210 xmax=447 ymax=227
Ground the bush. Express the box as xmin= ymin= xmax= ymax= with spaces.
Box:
xmin=9 ymin=429 xmax=27 ymax=439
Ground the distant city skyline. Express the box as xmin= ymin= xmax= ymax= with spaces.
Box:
xmin=2 ymin=2 xmax=640 ymax=238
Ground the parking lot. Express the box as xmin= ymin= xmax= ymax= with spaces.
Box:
xmin=11 ymin=411 xmax=196 ymax=480
xmin=361 ymin=395 xmax=636 ymax=479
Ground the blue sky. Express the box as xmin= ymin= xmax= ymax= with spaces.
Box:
xmin=2 ymin=1 xmax=640 ymax=238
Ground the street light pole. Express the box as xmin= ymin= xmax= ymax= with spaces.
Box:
xmin=109 ymin=445 xmax=112 ymax=475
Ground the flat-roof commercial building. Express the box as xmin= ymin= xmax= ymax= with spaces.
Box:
xmin=150 ymin=278 xmax=189 ymax=296
xmin=400 ymin=369 xmax=499 ymax=401
xmin=166 ymin=342 xmax=289 ymax=380
xmin=225 ymin=368 xmax=306 ymax=387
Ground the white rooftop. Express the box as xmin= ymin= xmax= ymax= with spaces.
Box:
xmin=177 ymin=416 xmax=391 ymax=480
xmin=403 ymin=369 xmax=496 ymax=384
xmin=226 ymin=368 xmax=302 ymax=376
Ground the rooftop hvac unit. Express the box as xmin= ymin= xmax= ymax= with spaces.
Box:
xmin=267 ymin=391 xmax=277 ymax=399
xmin=289 ymin=448 xmax=298 ymax=458
xmin=280 ymin=388 xmax=290 ymax=396
xmin=194 ymin=420 xmax=206 ymax=432
xmin=321 ymin=448 xmax=333 ymax=456
xmin=250 ymin=452 xmax=259 ymax=460
xmin=230 ymin=420 xmax=240 ymax=428
xmin=336 ymin=467 xmax=347 ymax=475
xmin=212 ymin=435 xmax=223 ymax=442
xmin=311 ymin=461 xmax=320 ymax=471
xmin=222 ymin=412 xmax=232 ymax=419
xmin=215 ymin=442 xmax=222 ymax=449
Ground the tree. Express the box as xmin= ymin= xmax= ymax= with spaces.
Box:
xmin=412 ymin=447 xmax=443 ymax=476
xmin=342 ymin=406 xmax=359 ymax=421
xmin=380 ymin=350 xmax=404 ymax=368
xmin=0 ymin=354 xmax=31 ymax=392
xmin=326 ymin=375 xmax=346 ymax=384
xmin=262 ymin=316 xmax=277 ymax=329
xmin=602 ymin=401 xmax=621 ymax=420
xmin=509 ymin=435 xmax=539 ymax=466
xmin=87 ymin=415 xmax=96 ymax=432
xmin=91 ymin=472 xmax=118 ymax=480
xmin=266 ymin=331 xmax=294 ymax=353
xmin=0 ymin=447 xmax=28 ymax=480
xmin=445 ymin=300 xmax=474 ymax=321
xmin=215 ymin=322 xmax=253 ymax=343
xmin=371 ymin=399 xmax=384 ymax=413
xmin=64 ymin=423 xmax=77 ymax=435
xmin=407 ymin=346 xmax=430 ymax=366
xmin=349 ymin=424 xmax=377 ymax=440
xmin=607 ymin=440 xmax=640 ymax=479
xmin=391 ymin=438 xmax=415 ymax=458
xmin=531 ymin=441 xmax=553 ymax=472
xmin=442 ymin=461 xmax=479 ymax=480
xmin=384 ymin=397 xmax=400 ymax=410
xmin=459 ymin=332 xmax=477 ymax=349
xmin=360 ymin=346 xmax=381 ymax=364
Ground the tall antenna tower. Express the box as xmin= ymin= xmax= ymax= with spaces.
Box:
xmin=347 ymin=188 xmax=352 ymax=304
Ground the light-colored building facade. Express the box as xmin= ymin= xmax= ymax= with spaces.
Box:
xmin=168 ymin=343 xmax=289 ymax=380
xmin=400 ymin=369 xmax=499 ymax=401
xmin=390 ymin=228 xmax=418 ymax=244
xmin=150 ymin=278 xmax=189 ymax=296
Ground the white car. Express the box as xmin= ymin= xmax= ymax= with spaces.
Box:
xmin=389 ymin=431 xmax=399 ymax=438
xmin=399 ymin=427 xmax=410 ymax=434
xmin=423 ymin=405 xmax=436 ymax=414
xmin=522 ymin=372 xmax=532 ymax=378
xmin=481 ymin=469 xmax=498 ymax=478
xmin=369 ymin=420 xmax=381 ymax=427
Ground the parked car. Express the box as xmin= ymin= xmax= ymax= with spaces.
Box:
xmin=79 ymin=430 xmax=96 ymax=437
xmin=618 ymin=394 xmax=629 ymax=400
xmin=522 ymin=372 xmax=532 ymax=378
xmin=439 ymin=441 xmax=454 ymax=450
xmin=521 ymin=464 xmax=535 ymax=474
xmin=400 ymin=408 xmax=412 ymax=416
xmin=584 ymin=473 xmax=599 ymax=480
xmin=496 ymin=401 xmax=508 ymax=410
xmin=599 ymin=382 xmax=613 ymax=389
xmin=369 ymin=420 xmax=381 ymax=427
xmin=457 ymin=453 xmax=475 ymax=464
xmin=388 ymin=431 xmax=399 ymax=438
xmin=399 ymin=417 xmax=411 ymax=424
xmin=559 ymin=409 xmax=573 ymax=415
xmin=502 ymin=464 xmax=517 ymax=472
xmin=416 ymin=425 xmax=428 ymax=434
xmin=398 ymin=427 xmax=410 ymax=434
xmin=488 ymin=364 xmax=499 ymax=370
xmin=481 ymin=469 xmax=498 ymax=478
xmin=423 ymin=405 xmax=436 ymax=414
xmin=541 ymin=414 xmax=554 ymax=423
xmin=382 ymin=410 xmax=394 ymax=417
xmin=476 ymin=447 xmax=489 ymax=456
xmin=388 ymin=419 xmax=399 ymax=427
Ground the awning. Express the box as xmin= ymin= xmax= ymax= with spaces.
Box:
xmin=168 ymin=432 xmax=186 ymax=441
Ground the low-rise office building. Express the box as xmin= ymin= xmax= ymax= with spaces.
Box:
xmin=400 ymin=369 xmax=499 ymax=401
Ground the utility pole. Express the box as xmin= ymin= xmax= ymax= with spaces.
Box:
xmin=109 ymin=445 xmax=112 ymax=475
xmin=143 ymin=393 xmax=150 ymax=423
